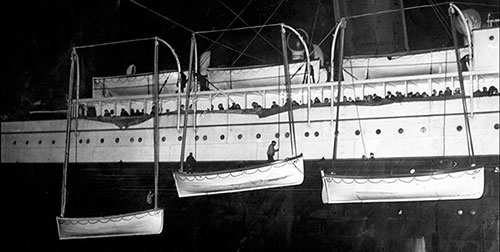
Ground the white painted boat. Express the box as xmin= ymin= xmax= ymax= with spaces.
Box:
xmin=173 ymin=154 xmax=304 ymax=197
xmin=320 ymin=166 xmax=485 ymax=203
xmin=56 ymin=209 xmax=164 ymax=240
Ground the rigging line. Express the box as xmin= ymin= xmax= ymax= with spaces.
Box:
xmin=217 ymin=0 xmax=282 ymax=55
xmin=231 ymin=0 xmax=285 ymax=66
xmin=74 ymin=37 xmax=155 ymax=49
xmin=310 ymin=0 xmax=322 ymax=46
xmin=428 ymin=0 xmax=453 ymax=39
xmin=206 ymin=0 xmax=255 ymax=52
xmin=442 ymin=48 xmax=448 ymax=158
xmin=348 ymin=63 xmax=367 ymax=157
xmin=315 ymin=22 xmax=339 ymax=49
xmin=343 ymin=2 xmax=450 ymax=21
xmin=452 ymin=1 xmax=500 ymax=8
xmin=130 ymin=0 xmax=267 ymax=64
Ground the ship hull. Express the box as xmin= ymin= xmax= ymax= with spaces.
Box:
xmin=5 ymin=156 xmax=498 ymax=251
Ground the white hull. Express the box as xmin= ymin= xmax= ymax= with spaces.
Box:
xmin=320 ymin=166 xmax=484 ymax=203
xmin=56 ymin=209 xmax=164 ymax=240
xmin=173 ymin=155 xmax=304 ymax=197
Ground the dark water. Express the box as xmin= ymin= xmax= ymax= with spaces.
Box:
xmin=5 ymin=157 xmax=499 ymax=252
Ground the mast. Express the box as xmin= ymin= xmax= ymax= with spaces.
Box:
xmin=60 ymin=49 xmax=77 ymax=217
xmin=152 ymin=38 xmax=160 ymax=208
xmin=180 ymin=35 xmax=196 ymax=172
xmin=449 ymin=4 xmax=475 ymax=165
xmin=332 ymin=19 xmax=346 ymax=161
xmin=280 ymin=24 xmax=297 ymax=156
xmin=399 ymin=0 xmax=410 ymax=51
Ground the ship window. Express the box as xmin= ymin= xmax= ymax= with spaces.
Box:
xmin=130 ymin=137 xmax=135 ymax=143
xmin=25 ymin=141 xmax=29 ymax=145
xmin=304 ymin=132 xmax=310 ymax=137
xmin=398 ymin=128 xmax=404 ymax=134
xmin=86 ymin=139 xmax=90 ymax=144
xmin=256 ymin=133 xmax=261 ymax=139
xmin=195 ymin=135 xmax=199 ymax=141
xmin=238 ymin=134 xmax=243 ymax=140
xmin=314 ymin=131 xmax=319 ymax=137
xmin=203 ymin=135 xmax=208 ymax=141
xmin=138 ymin=137 xmax=143 ymax=143
xmin=494 ymin=123 xmax=499 ymax=130
xmin=490 ymin=35 xmax=494 ymax=41
xmin=355 ymin=130 xmax=360 ymax=135
xmin=13 ymin=141 xmax=16 ymax=145
xmin=161 ymin=136 xmax=166 ymax=142
xmin=177 ymin=136 xmax=182 ymax=141
xmin=285 ymin=132 xmax=290 ymax=138
xmin=100 ymin=138 xmax=105 ymax=143
xmin=376 ymin=129 xmax=381 ymax=135
xmin=115 ymin=138 xmax=120 ymax=143
xmin=456 ymin=125 xmax=463 ymax=132
xmin=220 ymin=135 xmax=225 ymax=140
xmin=38 ymin=140 xmax=42 ymax=145
xmin=79 ymin=139 xmax=83 ymax=144
xmin=275 ymin=133 xmax=279 ymax=138
xmin=420 ymin=127 xmax=426 ymax=133
xmin=52 ymin=140 xmax=56 ymax=145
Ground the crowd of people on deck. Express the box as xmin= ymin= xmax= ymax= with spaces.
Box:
xmin=80 ymin=85 xmax=498 ymax=118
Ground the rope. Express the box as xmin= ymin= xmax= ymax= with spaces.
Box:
xmin=309 ymin=0 xmax=322 ymax=46
xmin=216 ymin=0 xmax=282 ymax=55
xmin=206 ymin=0 xmax=255 ymax=52
xmin=231 ymin=0 xmax=285 ymax=66
xmin=347 ymin=60 xmax=367 ymax=157
xmin=130 ymin=0 xmax=267 ymax=64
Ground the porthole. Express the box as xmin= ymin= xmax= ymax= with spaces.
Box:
xmin=304 ymin=132 xmax=310 ymax=137
xmin=376 ymin=129 xmax=381 ymax=135
xmin=130 ymin=137 xmax=135 ymax=143
xmin=52 ymin=140 xmax=56 ymax=145
xmin=38 ymin=140 xmax=42 ymax=145
xmin=161 ymin=136 xmax=166 ymax=142
xmin=314 ymin=131 xmax=320 ymax=137
xmin=13 ymin=141 xmax=16 ymax=145
xmin=25 ymin=140 xmax=29 ymax=145
xmin=398 ymin=128 xmax=404 ymax=134
xmin=420 ymin=127 xmax=427 ymax=133
xmin=203 ymin=135 xmax=208 ymax=141
xmin=86 ymin=139 xmax=90 ymax=144
xmin=238 ymin=134 xmax=243 ymax=140
xmin=355 ymin=130 xmax=360 ymax=135
xmin=220 ymin=135 xmax=225 ymax=140
xmin=494 ymin=123 xmax=499 ymax=130
xmin=195 ymin=135 xmax=199 ymax=141
xmin=490 ymin=35 xmax=494 ymax=41
xmin=138 ymin=137 xmax=143 ymax=143
xmin=456 ymin=125 xmax=463 ymax=132
xmin=115 ymin=138 xmax=120 ymax=143
xmin=256 ymin=133 xmax=261 ymax=139
xmin=285 ymin=132 xmax=290 ymax=138
xmin=79 ymin=139 xmax=83 ymax=144
xmin=177 ymin=136 xmax=182 ymax=141
xmin=100 ymin=138 xmax=105 ymax=143
xmin=275 ymin=133 xmax=280 ymax=138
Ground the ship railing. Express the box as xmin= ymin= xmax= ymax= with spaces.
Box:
xmin=73 ymin=69 xmax=498 ymax=126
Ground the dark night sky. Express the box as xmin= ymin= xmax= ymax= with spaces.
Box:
xmin=2 ymin=0 xmax=498 ymax=115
